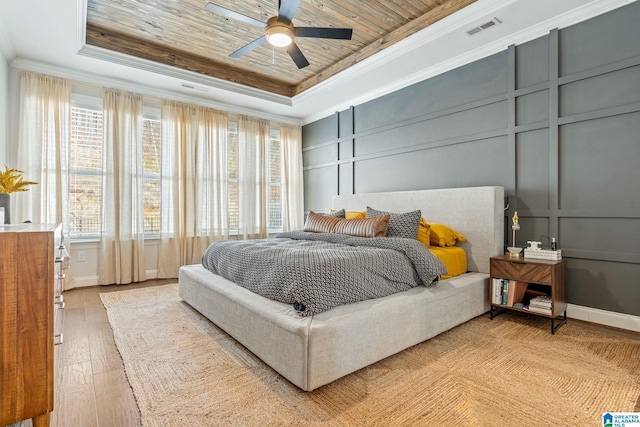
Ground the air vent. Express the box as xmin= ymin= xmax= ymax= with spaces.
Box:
xmin=464 ymin=17 xmax=501 ymax=37
xmin=180 ymin=82 xmax=210 ymax=92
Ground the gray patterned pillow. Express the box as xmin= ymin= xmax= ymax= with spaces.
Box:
xmin=320 ymin=209 xmax=345 ymax=218
xmin=366 ymin=206 xmax=421 ymax=239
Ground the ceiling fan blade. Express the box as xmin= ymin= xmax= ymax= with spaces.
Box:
xmin=277 ymin=0 xmax=301 ymax=23
xmin=204 ymin=2 xmax=265 ymax=29
xmin=230 ymin=36 xmax=267 ymax=58
xmin=295 ymin=27 xmax=353 ymax=40
xmin=286 ymin=42 xmax=310 ymax=69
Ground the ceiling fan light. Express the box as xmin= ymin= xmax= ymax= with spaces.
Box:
xmin=267 ymin=32 xmax=292 ymax=47
xmin=265 ymin=17 xmax=294 ymax=47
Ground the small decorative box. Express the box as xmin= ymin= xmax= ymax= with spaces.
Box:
xmin=524 ymin=248 xmax=562 ymax=260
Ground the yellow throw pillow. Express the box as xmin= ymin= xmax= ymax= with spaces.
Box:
xmin=330 ymin=209 xmax=366 ymax=219
xmin=416 ymin=217 xmax=430 ymax=247
xmin=428 ymin=223 xmax=467 ymax=247
xmin=345 ymin=211 xmax=366 ymax=219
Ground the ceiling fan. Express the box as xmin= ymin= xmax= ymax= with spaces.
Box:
xmin=204 ymin=0 xmax=353 ymax=69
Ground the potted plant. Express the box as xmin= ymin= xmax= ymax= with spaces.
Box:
xmin=0 ymin=166 xmax=38 ymax=224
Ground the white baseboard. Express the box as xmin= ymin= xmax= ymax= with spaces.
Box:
xmin=67 ymin=269 xmax=159 ymax=289
xmin=71 ymin=275 xmax=100 ymax=288
xmin=61 ymin=277 xmax=640 ymax=333
xmin=567 ymin=303 xmax=640 ymax=333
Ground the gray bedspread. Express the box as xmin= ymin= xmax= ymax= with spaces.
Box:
xmin=201 ymin=231 xmax=446 ymax=316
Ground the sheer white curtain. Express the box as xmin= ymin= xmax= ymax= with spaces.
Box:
xmin=237 ymin=115 xmax=269 ymax=239
xmin=16 ymin=71 xmax=70 ymax=225
xmin=98 ymin=89 xmax=146 ymax=284
xmin=15 ymin=71 xmax=75 ymax=288
xmin=157 ymin=101 xmax=229 ymax=278
xmin=279 ymin=123 xmax=304 ymax=231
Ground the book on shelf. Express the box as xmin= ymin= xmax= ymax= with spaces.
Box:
xmin=529 ymin=295 xmax=552 ymax=309
xmin=501 ymin=279 xmax=508 ymax=305
xmin=491 ymin=278 xmax=503 ymax=305
xmin=525 ymin=304 xmax=552 ymax=315
xmin=492 ymin=278 xmax=528 ymax=307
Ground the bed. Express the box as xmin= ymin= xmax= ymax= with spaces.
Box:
xmin=179 ymin=186 xmax=504 ymax=391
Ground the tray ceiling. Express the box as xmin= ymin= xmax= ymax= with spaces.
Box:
xmin=85 ymin=0 xmax=478 ymax=97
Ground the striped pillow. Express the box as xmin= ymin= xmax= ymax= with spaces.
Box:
xmin=304 ymin=211 xmax=390 ymax=238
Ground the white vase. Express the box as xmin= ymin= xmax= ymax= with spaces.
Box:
xmin=0 ymin=193 xmax=10 ymax=224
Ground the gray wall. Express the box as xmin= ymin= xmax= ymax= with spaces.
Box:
xmin=302 ymin=2 xmax=640 ymax=317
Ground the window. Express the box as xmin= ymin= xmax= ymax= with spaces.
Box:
xmin=69 ymin=104 xmax=284 ymax=239
xmin=226 ymin=128 xmax=283 ymax=234
xmin=227 ymin=129 xmax=239 ymax=231
xmin=142 ymin=118 xmax=161 ymax=234
xmin=69 ymin=107 xmax=103 ymax=238
xmin=268 ymin=134 xmax=282 ymax=231
xmin=69 ymin=106 xmax=162 ymax=239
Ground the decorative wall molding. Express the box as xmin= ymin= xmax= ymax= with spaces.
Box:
xmin=300 ymin=0 xmax=637 ymax=125
xmin=303 ymin=0 xmax=640 ymax=320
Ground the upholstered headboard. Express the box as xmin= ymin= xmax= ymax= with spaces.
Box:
xmin=332 ymin=186 xmax=504 ymax=274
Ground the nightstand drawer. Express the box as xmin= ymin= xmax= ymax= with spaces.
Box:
xmin=491 ymin=259 xmax=552 ymax=284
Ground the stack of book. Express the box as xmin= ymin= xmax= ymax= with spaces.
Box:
xmin=524 ymin=248 xmax=562 ymax=260
xmin=492 ymin=278 xmax=528 ymax=307
xmin=527 ymin=295 xmax=552 ymax=314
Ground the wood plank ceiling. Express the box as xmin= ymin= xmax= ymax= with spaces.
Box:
xmin=86 ymin=0 xmax=477 ymax=98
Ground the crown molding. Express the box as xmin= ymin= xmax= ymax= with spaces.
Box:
xmin=77 ymin=44 xmax=294 ymax=107
xmin=74 ymin=0 xmax=293 ymax=107
xmin=295 ymin=0 xmax=517 ymax=108
xmin=300 ymin=0 xmax=636 ymax=124
xmin=76 ymin=0 xmax=88 ymax=54
xmin=10 ymin=57 xmax=301 ymax=125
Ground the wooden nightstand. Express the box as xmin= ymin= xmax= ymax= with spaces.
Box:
xmin=489 ymin=255 xmax=567 ymax=334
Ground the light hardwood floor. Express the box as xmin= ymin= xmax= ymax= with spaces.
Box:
xmin=53 ymin=279 xmax=176 ymax=427
xmin=11 ymin=279 xmax=174 ymax=427
xmin=11 ymin=279 xmax=640 ymax=426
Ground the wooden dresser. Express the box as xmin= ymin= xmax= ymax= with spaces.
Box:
xmin=0 ymin=224 xmax=65 ymax=427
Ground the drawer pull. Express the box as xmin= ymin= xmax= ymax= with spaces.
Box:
xmin=54 ymin=334 xmax=64 ymax=345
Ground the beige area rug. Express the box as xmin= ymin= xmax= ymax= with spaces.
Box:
xmin=101 ymin=284 xmax=640 ymax=426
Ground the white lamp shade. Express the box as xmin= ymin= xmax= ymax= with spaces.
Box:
xmin=264 ymin=17 xmax=294 ymax=48
xmin=267 ymin=32 xmax=292 ymax=47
